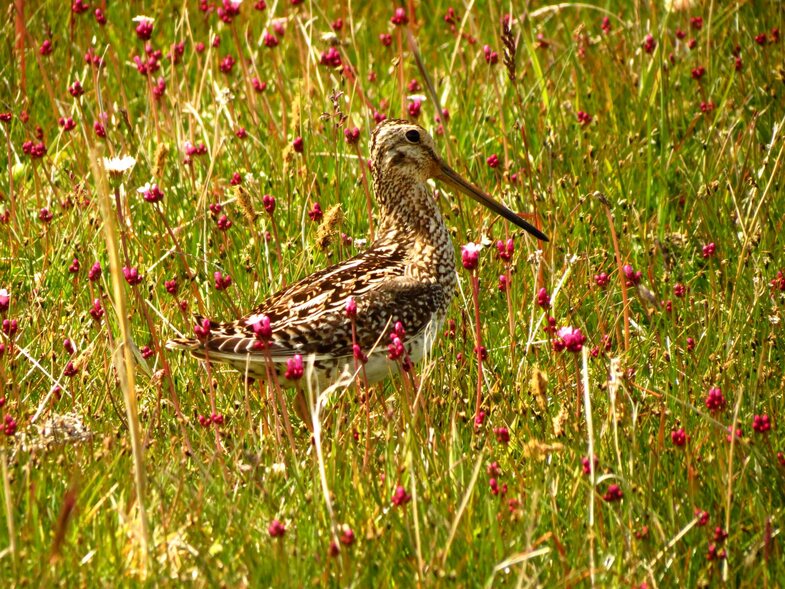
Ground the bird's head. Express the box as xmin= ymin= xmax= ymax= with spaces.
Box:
xmin=369 ymin=119 xmax=548 ymax=242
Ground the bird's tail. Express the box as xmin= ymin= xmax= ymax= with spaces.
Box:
xmin=166 ymin=315 xmax=208 ymax=351
xmin=165 ymin=337 xmax=200 ymax=351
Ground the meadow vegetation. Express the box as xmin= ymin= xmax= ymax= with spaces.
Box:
xmin=1 ymin=0 xmax=784 ymax=586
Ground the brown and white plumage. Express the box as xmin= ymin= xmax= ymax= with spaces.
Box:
xmin=167 ymin=119 xmax=547 ymax=387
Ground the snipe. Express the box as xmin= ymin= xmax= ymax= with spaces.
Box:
xmin=167 ymin=119 xmax=547 ymax=389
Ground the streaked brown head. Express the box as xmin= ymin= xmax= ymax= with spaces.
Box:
xmin=369 ymin=119 xmax=548 ymax=242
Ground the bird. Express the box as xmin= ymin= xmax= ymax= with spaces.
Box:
xmin=167 ymin=119 xmax=547 ymax=395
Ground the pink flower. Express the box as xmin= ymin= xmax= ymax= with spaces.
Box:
xmin=213 ymin=271 xmax=232 ymax=291
xmin=344 ymin=297 xmax=357 ymax=318
xmin=252 ymin=315 xmax=273 ymax=343
xmin=194 ymin=318 xmax=211 ymax=339
xmin=379 ymin=33 xmax=392 ymax=47
xmin=88 ymin=262 xmax=102 ymax=282
xmin=577 ymin=111 xmax=593 ymax=126
xmin=0 ymin=289 xmax=9 ymax=313
xmin=387 ymin=335 xmax=405 ymax=361
xmin=695 ymin=509 xmax=710 ymax=526
xmin=24 ymin=141 xmax=48 ymax=159
xmin=263 ymin=194 xmax=276 ymax=214
xmin=702 ymin=242 xmax=716 ymax=258
xmin=603 ymin=484 xmax=623 ymax=502
xmin=486 ymin=153 xmax=499 ymax=168
xmin=3 ymin=415 xmax=17 ymax=436
xmin=770 ymin=270 xmax=785 ymax=291
xmin=498 ymin=275 xmax=508 ymax=292
xmin=344 ymin=127 xmax=360 ymax=145
xmin=339 ymin=525 xmax=355 ymax=546
xmin=140 ymin=183 xmax=164 ymax=203
xmin=219 ymin=55 xmax=235 ymax=73
xmin=408 ymin=99 xmax=422 ymax=118
xmin=461 ymin=242 xmax=480 ymax=270
xmin=63 ymin=361 xmax=79 ymax=377
xmin=38 ymin=207 xmax=53 ymax=222
xmin=135 ymin=18 xmax=154 ymax=41
xmin=353 ymin=344 xmax=367 ymax=364
xmin=308 ymin=202 xmax=323 ymax=222
xmin=263 ymin=32 xmax=279 ymax=48
xmin=390 ymin=7 xmax=408 ymax=26
xmin=152 ymin=77 xmax=166 ymax=99
xmin=320 ymin=47 xmax=342 ymax=68
xmin=285 ymin=354 xmax=304 ymax=380
xmin=643 ymin=34 xmax=656 ymax=54
xmin=493 ymin=427 xmax=510 ymax=444
xmin=293 ymin=136 xmax=304 ymax=153
xmin=217 ymin=0 xmax=242 ymax=23
xmin=123 ymin=266 xmax=143 ymax=286
xmin=90 ymin=298 xmax=104 ymax=321
xmin=71 ymin=0 xmax=89 ymax=14
xmin=673 ymin=283 xmax=686 ymax=297
xmin=594 ymin=272 xmax=609 ymax=287
xmin=536 ymin=287 xmax=550 ymax=309
xmin=40 ymin=39 xmax=53 ymax=55
xmin=483 ymin=45 xmax=498 ymax=65
xmin=707 ymin=544 xmax=727 ymax=561
xmin=2 ymin=319 xmax=18 ymax=336
xmin=496 ymin=238 xmax=514 ymax=261
xmin=705 ymin=387 xmax=726 ymax=412
xmin=391 ymin=485 xmax=411 ymax=506
xmin=691 ymin=66 xmax=706 ymax=80
xmin=216 ymin=214 xmax=232 ymax=231
xmin=555 ymin=326 xmax=586 ymax=353
xmin=752 ymin=414 xmax=771 ymax=433
xmin=268 ymin=519 xmax=286 ymax=538
xmin=69 ymin=80 xmax=84 ymax=98
xmin=581 ymin=455 xmax=599 ymax=475
xmin=622 ymin=264 xmax=642 ymax=286
xmin=671 ymin=428 xmax=687 ymax=446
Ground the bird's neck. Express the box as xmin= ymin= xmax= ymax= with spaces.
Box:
xmin=373 ymin=170 xmax=457 ymax=286
xmin=373 ymin=169 xmax=440 ymax=236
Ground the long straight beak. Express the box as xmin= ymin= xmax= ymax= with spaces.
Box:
xmin=437 ymin=161 xmax=549 ymax=242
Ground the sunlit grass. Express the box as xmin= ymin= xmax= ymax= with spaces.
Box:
xmin=1 ymin=1 xmax=784 ymax=586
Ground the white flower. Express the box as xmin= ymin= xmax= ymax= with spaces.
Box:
xmin=137 ymin=181 xmax=153 ymax=194
xmin=102 ymin=155 xmax=136 ymax=175
xmin=557 ymin=326 xmax=576 ymax=339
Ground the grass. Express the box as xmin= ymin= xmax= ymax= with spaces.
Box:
xmin=1 ymin=0 xmax=784 ymax=586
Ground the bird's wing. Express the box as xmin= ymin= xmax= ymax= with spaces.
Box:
xmin=187 ymin=244 xmax=448 ymax=359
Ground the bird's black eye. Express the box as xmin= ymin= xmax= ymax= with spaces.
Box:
xmin=405 ymin=129 xmax=420 ymax=143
